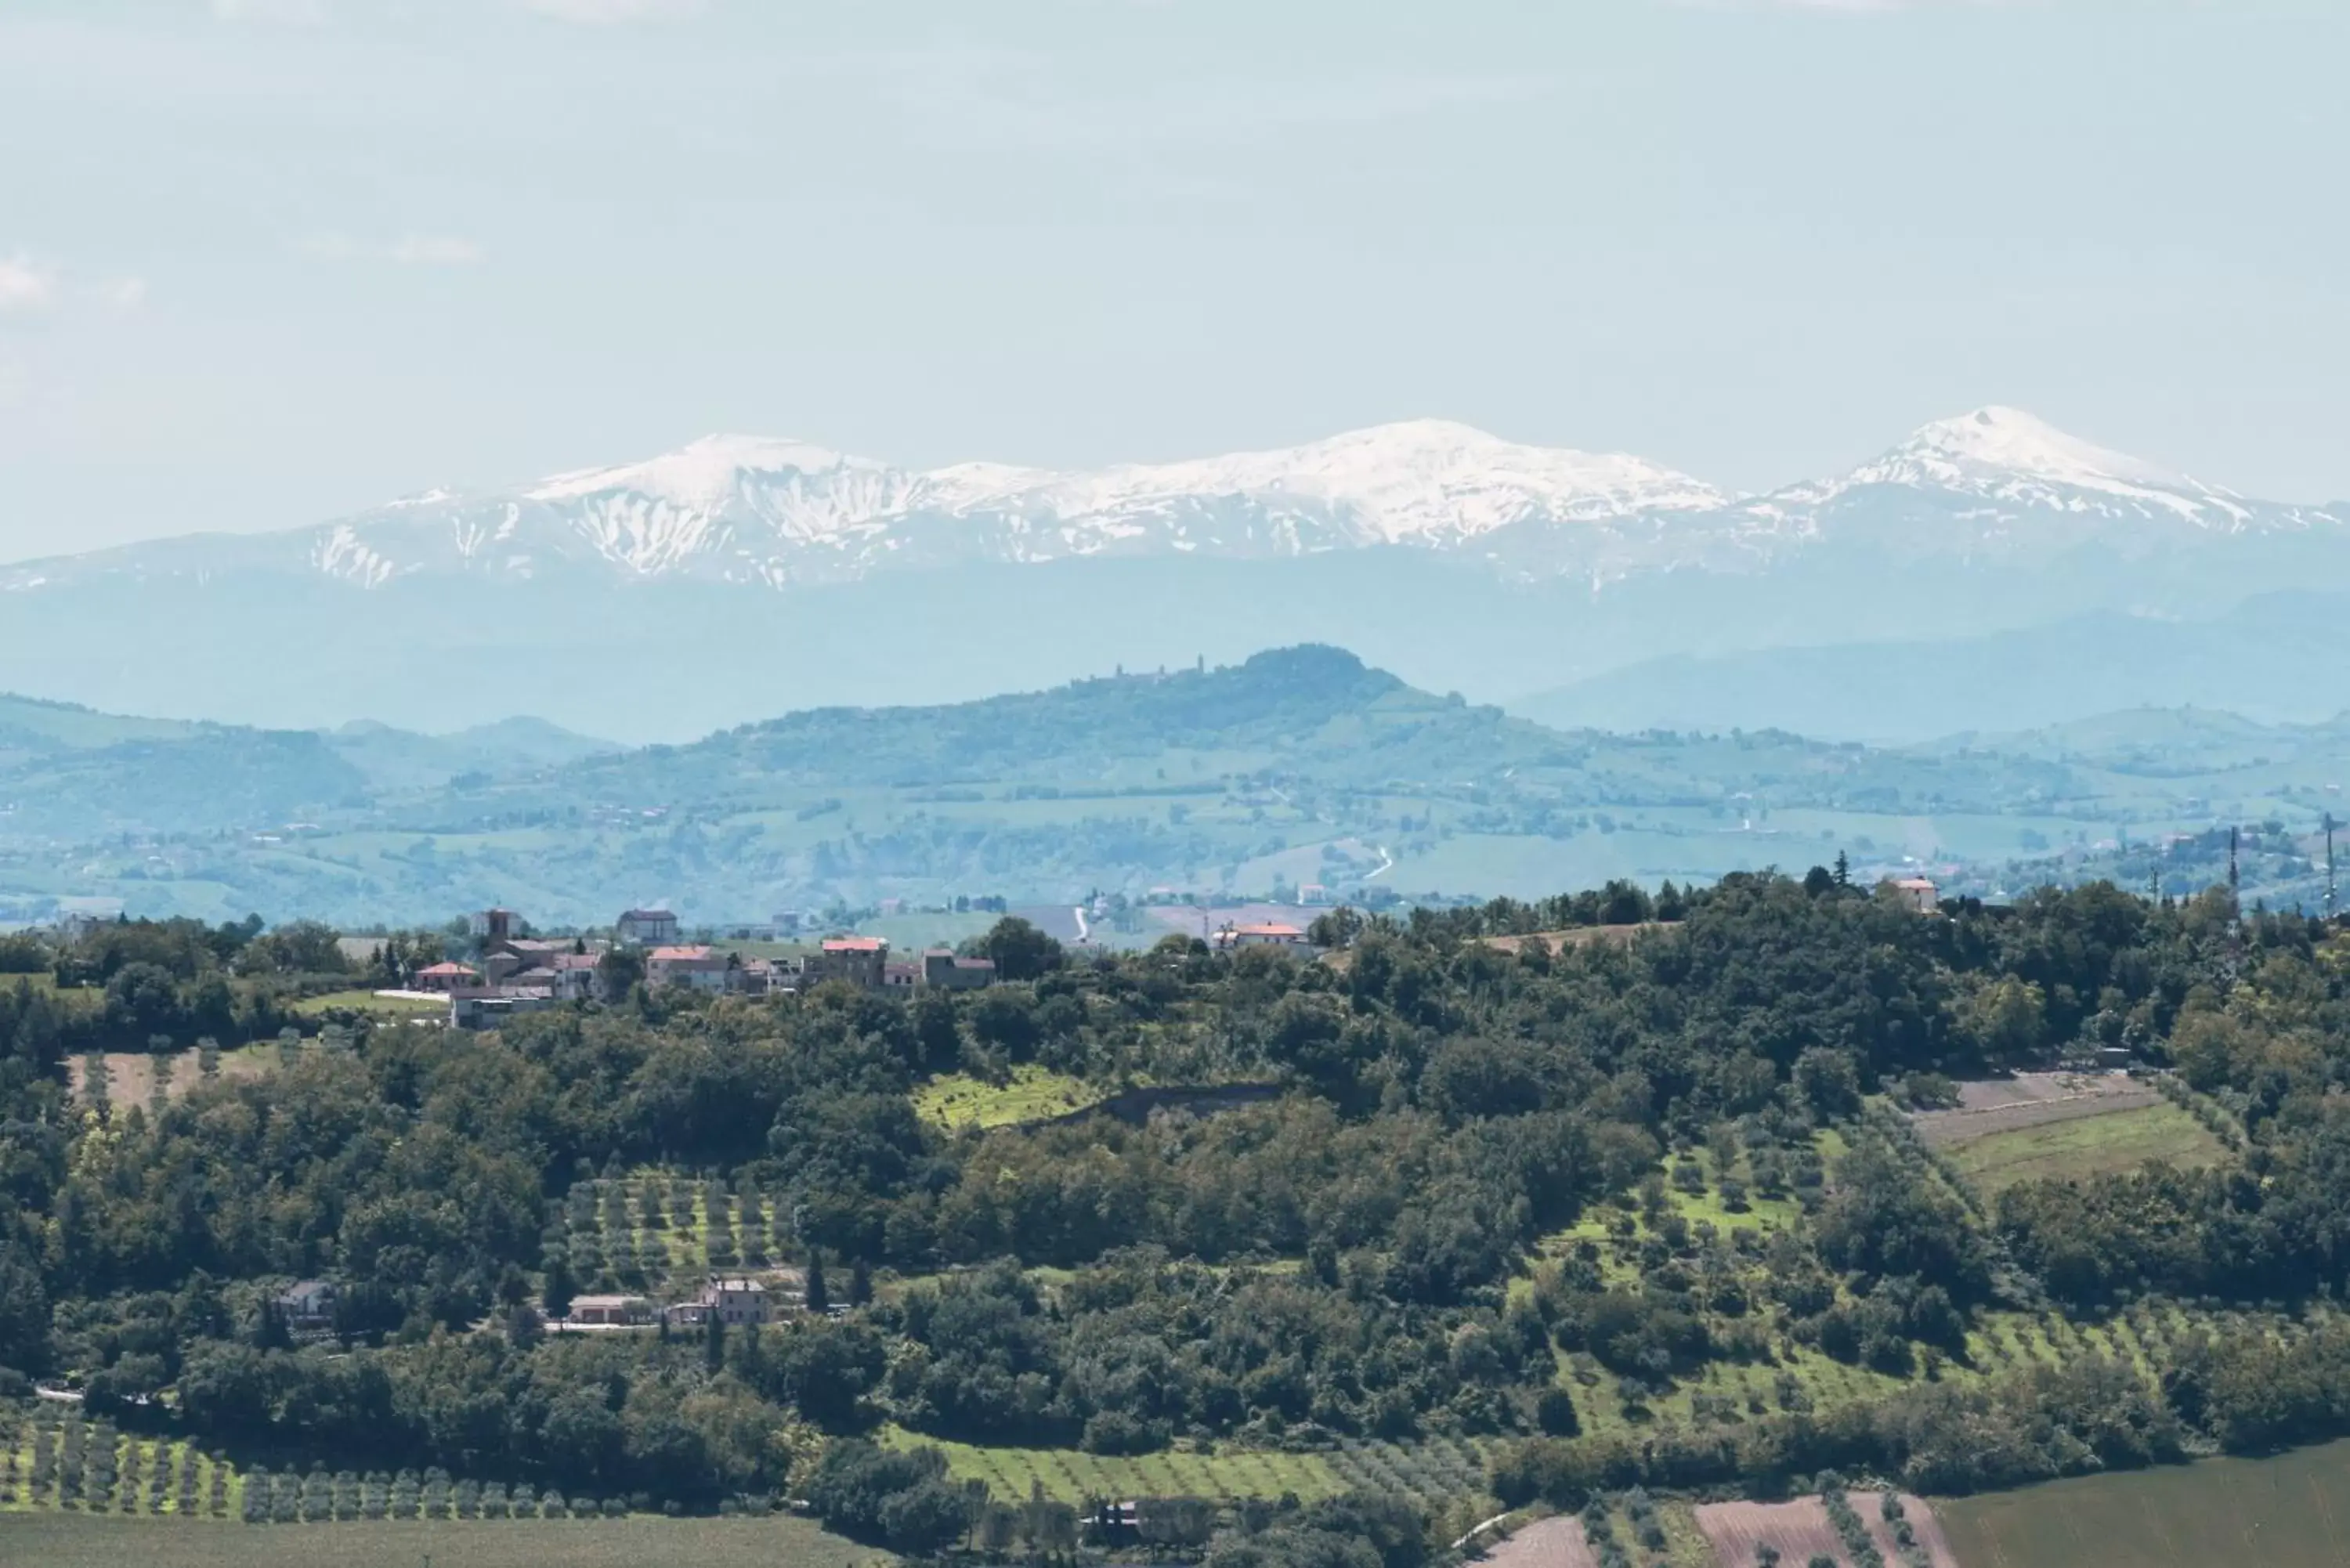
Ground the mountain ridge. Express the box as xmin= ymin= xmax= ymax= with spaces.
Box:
xmin=9 ymin=407 xmax=2335 ymax=596
xmin=5 ymin=410 xmax=2345 ymax=746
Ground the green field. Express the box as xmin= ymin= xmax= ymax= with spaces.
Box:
xmin=294 ymin=988 xmax=447 ymax=1019
xmin=878 ymin=1426 xmax=1501 ymax=1512
xmin=0 ymin=1512 xmax=884 ymax=1568
xmin=860 ymin=911 xmax=1000 ymax=951
xmin=1939 ymin=1437 xmax=2350 ymax=1567
xmin=880 ymin=1426 xmax=1344 ymax=1505
xmin=911 ymin=1066 xmax=1107 ymax=1131
xmin=1946 ymin=1103 xmax=2227 ymax=1194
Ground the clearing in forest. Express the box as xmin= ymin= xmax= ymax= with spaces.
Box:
xmin=1482 ymin=924 xmax=1663 ymax=956
xmin=292 ymin=988 xmax=447 ymax=1020
xmin=912 ymin=1064 xmax=1107 ymax=1130
xmin=1910 ymin=1071 xmax=2158 ymax=1148
xmin=1943 ymin=1100 xmax=2226 ymax=1194
xmin=65 ymin=1046 xmax=273 ymax=1107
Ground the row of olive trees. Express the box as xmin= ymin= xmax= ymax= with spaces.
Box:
xmin=239 ymin=1463 xmax=640 ymax=1523
xmin=12 ymin=1418 xmax=230 ymax=1516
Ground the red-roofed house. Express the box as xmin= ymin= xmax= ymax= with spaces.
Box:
xmin=414 ymin=961 xmax=482 ymax=993
xmin=647 ymin=945 xmax=729 ymax=993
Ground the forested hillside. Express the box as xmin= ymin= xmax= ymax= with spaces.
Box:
xmin=9 ymin=647 xmax=2350 ymax=927
xmin=6 ymin=873 xmax=2350 ymax=1559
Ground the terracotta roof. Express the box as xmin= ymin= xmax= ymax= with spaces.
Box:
xmin=1235 ymin=923 xmax=1306 ymax=938
xmin=416 ymin=962 xmax=479 ymax=977
xmin=552 ymin=953 xmax=601 ymax=970
xmin=648 ymin=945 xmax=717 ymax=962
xmin=822 ymin=937 xmax=886 ymax=952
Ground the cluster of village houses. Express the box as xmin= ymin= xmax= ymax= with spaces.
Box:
xmin=387 ymin=905 xmax=1336 ymax=1029
xmin=390 ymin=907 xmax=1003 ymax=1028
xmin=277 ymin=1273 xmax=797 ymax=1336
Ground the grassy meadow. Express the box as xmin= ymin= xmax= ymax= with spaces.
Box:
xmin=1937 ymin=1436 xmax=2350 ymax=1568
xmin=1943 ymin=1100 xmax=2228 ymax=1194
xmin=294 ymin=988 xmax=447 ymax=1019
xmin=911 ymin=1066 xmax=1107 ymax=1131
xmin=880 ymin=1425 xmax=1345 ymax=1505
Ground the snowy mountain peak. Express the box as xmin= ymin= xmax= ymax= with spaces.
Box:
xmin=1806 ymin=405 xmax=2249 ymax=526
xmin=1024 ymin=419 xmax=1728 ymax=544
xmin=528 ymin=433 xmax=879 ymax=509
xmin=9 ymin=410 xmax=2331 ymax=604
xmin=1894 ymin=406 xmax=2205 ymax=493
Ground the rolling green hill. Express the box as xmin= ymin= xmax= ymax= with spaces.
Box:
xmin=4 ymin=646 xmax=2348 ymax=927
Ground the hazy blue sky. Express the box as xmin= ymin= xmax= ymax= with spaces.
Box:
xmin=2 ymin=1 xmax=2345 ymax=562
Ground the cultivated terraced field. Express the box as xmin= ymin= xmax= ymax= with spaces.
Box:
xmin=1694 ymin=1494 xmax=1960 ymax=1568
xmin=1480 ymin=1513 xmax=1600 ymax=1568
xmin=1525 ymin=1103 xmax=2286 ymax=1444
xmin=549 ymin=1172 xmax=805 ymax=1295
xmin=0 ymin=1414 xmax=244 ymax=1519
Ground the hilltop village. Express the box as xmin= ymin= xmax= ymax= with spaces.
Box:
xmin=374 ymin=905 xmax=1324 ymax=1030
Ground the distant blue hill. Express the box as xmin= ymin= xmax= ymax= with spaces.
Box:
xmin=1512 ymin=592 xmax=2350 ymax=742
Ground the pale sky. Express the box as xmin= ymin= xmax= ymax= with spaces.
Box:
xmin=2 ymin=0 xmax=2346 ymax=563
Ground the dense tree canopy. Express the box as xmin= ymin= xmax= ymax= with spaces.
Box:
xmin=3 ymin=875 xmax=2349 ymax=1538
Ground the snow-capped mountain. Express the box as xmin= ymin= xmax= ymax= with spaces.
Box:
xmin=6 ymin=406 xmax=2348 ymax=742
xmin=2 ymin=420 xmax=1737 ymax=593
xmin=1746 ymin=406 xmax=2341 ymax=555
xmin=6 ymin=407 xmax=2332 ymax=601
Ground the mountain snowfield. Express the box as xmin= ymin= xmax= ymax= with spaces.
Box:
xmin=8 ymin=406 xmax=2334 ymax=597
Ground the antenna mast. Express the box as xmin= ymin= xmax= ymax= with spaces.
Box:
xmin=2329 ymin=812 xmax=2337 ymax=921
